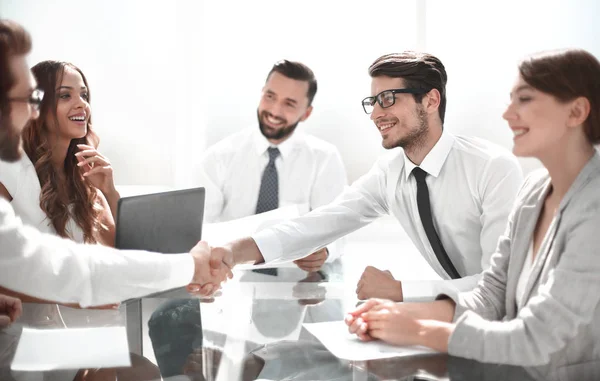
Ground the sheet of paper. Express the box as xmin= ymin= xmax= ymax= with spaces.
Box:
xmin=303 ymin=320 xmax=435 ymax=361
xmin=11 ymin=326 xmax=131 ymax=371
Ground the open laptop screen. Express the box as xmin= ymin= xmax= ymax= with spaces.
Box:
xmin=115 ymin=187 xmax=205 ymax=254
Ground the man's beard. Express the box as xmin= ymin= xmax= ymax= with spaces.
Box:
xmin=389 ymin=105 xmax=429 ymax=151
xmin=257 ymin=110 xmax=300 ymax=141
xmin=0 ymin=120 xmax=22 ymax=162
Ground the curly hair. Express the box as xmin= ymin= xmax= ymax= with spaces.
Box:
xmin=22 ymin=61 xmax=106 ymax=243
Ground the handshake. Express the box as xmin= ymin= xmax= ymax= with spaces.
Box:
xmin=185 ymin=241 xmax=235 ymax=296
xmin=181 ymin=238 xmax=331 ymax=297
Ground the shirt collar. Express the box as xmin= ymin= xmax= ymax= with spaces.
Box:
xmin=403 ymin=131 xmax=455 ymax=180
xmin=252 ymin=126 xmax=302 ymax=160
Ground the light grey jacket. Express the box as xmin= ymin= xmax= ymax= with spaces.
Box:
xmin=445 ymin=152 xmax=600 ymax=373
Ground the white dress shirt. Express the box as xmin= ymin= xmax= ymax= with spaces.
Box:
xmin=253 ymin=132 xmax=524 ymax=293
xmin=197 ymin=127 xmax=347 ymax=223
xmin=0 ymin=198 xmax=194 ymax=307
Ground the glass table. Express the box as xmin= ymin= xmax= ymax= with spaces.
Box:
xmin=124 ymin=260 xmax=561 ymax=381
xmin=2 ymin=258 xmax=595 ymax=380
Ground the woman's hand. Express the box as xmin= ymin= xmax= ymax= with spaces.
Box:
xmin=346 ymin=298 xmax=422 ymax=346
xmin=359 ymin=300 xmax=423 ymax=346
xmin=75 ymin=144 xmax=117 ymax=198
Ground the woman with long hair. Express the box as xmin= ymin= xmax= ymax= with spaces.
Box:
xmin=0 ymin=60 xmax=120 ymax=324
xmin=20 ymin=60 xmax=117 ymax=245
xmin=346 ymin=48 xmax=600 ymax=373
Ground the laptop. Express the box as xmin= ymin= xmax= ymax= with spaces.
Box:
xmin=115 ymin=187 xmax=205 ymax=254
xmin=115 ymin=187 xmax=205 ymax=361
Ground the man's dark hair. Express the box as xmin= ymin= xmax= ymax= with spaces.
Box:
xmin=266 ymin=60 xmax=317 ymax=106
xmin=369 ymin=51 xmax=447 ymax=123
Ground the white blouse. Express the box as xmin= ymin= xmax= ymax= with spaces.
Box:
xmin=515 ymin=242 xmax=535 ymax=308
xmin=0 ymin=155 xmax=121 ymax=328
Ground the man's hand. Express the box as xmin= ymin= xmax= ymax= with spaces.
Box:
xmin=356 ymin=266 xmax=403 ymax=301
xmin=0 ymin=294 xmax=22 ymax=328
xmin=294 ymin=248 xmax=328 ymax=272
xmin=186 ymin=241 xmax=233 ymax=296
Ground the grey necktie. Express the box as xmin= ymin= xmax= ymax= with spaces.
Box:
xmin=255 ymin=147 xmax=280 ymax=214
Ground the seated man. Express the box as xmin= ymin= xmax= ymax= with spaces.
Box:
xmin=149 ymin=60 xmax=347 ymax=379
xmin=197 ymin=59 xmax=347 ymax=272
xmin=210 ymin=51 xmax=524 ymax=301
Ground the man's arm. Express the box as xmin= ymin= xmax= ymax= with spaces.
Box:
xmin=307 ymin=148 xmax=348 ymax=263
xmin=0 ymin=200 xmax=224 ymax=307
xmin=248 ymin=158 xmax=392 ymax=265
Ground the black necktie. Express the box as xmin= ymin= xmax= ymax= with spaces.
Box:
xmin=253 ymin=147 xmax=280 ymax=276
xmin=412 ymin=167 xmax=461 ymax=279
xmin=255 ymin=147 xmax=280 ymax=214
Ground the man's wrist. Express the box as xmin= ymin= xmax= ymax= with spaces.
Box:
xmin=230 ymin=237 xmax=264 ymax=265
xmin=396 ymin=280 xmax=404 ymax=302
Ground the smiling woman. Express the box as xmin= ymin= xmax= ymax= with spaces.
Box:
xmin=18 ymin=60 xmax=119 ymax=245
xmin=0 ymin=60 xmax=124 ymax=325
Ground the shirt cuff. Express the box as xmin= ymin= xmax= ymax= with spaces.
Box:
xmin=252 ymin=228 xmax=284 ymax=264
xmin=164 ymin=253 xmax=195 ymax=289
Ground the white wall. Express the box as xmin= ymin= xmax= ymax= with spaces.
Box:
xmin=0 ymin=0 xmax=205 ymax=187
xmin=2 ymin=0 xmax=599 ymax=185
xmin=199 ymin=0 xmax=419 ymax=183
xmin=425 ymin=0 xmax=600 ymax=174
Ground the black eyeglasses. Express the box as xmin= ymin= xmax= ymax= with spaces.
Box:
xmin=361 ymin=88 xmax=431 ymax=114
xmin=8 ymin=88 xmax=45 ymax=111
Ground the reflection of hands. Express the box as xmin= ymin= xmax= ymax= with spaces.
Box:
xmin=75 ymin=144 xmax=117 ymax=197
xmin=65 ymin=303 xmax=120 ymax=310
xmin=294 ymin=248 xmax=328 ymax=272
xmin=356 ymin=266 xmax=403 ymax=301
xmin=360 ymin=354 xmax=449 ymax=380
xmin=345 ymin=298 xmax=422 ymax=346
xmin=187 ymin=241 xmax=233 ymax=296
xmin=183 ymin=347 xmax=265 ymax=381
xmin=0 ymin=294 xmax=22 ymax=328
xmin=292 ymin=272 xmax=327 ymax=306
xmin=183 ymin=347 xmax=216 ymax=381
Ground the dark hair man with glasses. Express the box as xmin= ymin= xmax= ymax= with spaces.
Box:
xmin=195 ymin=60 xmax=347 ymax=272
xmin=209 ymin=51 xmax=523 ymax=302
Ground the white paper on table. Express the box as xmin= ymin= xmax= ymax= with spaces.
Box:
xmin=202 ymin=204 xmax=307 ymax=268
xmin=11 ymin=326 xmax=131 ymax=371
xmin=303 ymin=321 xmax=435 ymax=361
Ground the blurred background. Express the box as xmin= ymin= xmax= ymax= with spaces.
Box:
xmin=2 ymin=0 xmax=598 ymax=188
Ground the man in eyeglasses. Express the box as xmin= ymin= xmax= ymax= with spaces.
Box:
xmin=210 ymin=51 xmax=524 ymax=302
xmin=0 ymin=19 xmax=229 ymax=307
